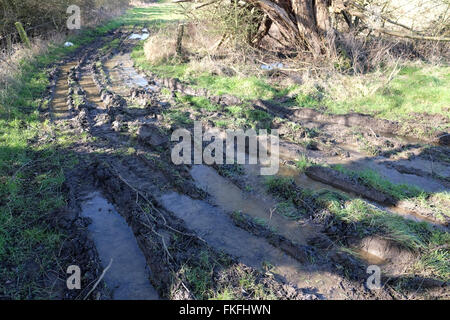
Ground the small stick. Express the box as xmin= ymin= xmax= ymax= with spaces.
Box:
xmin=83 ymin=258 xmax=113 ymax=300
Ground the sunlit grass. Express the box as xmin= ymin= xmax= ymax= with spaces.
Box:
xmin=312 ymin=64 xmax=450 ymax=124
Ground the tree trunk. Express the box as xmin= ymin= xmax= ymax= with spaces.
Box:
xmin=248 ymin=0 xmax=338 ymax=57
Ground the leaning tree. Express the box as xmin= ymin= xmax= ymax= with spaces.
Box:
xmin=245 ymin=0 xmax=341 ymax=57
xmin=178 ymin=0 xmax=349 ymax=57
xmin=178 ymin=0 xmax=450 ymax=58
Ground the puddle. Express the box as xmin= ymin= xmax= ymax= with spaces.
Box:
xmin=382 ymin=132 xmax=429 ymax=146
xmin=52 ymin=61 xmax=78 ymax=119
xmin=384 ymin=204 xmax=439 ymax=225
xmin=190 ymin=165 xmax=317 ymax=245
xmin=353 ymin=249 xmax=386 ymax=265
xmin=277 ymin=164 xmax=352 ymax=195
xmin=129 ymin=33 xmax=149 ymax=41
xmin=158 ymin=192 xmax=349 ymax=299
xmin=256 ymin=161 xmax=442 ymax=227
xmin=81 ymin=192 xmax=159 ymax=300
xmin=104 ymin=53 xmax=149 ymax=95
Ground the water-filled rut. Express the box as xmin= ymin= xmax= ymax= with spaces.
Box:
xmin=104 ymin=53 xmax=149 ymax=95
xmin=190 ymin=165 xmax=318 ymax=245
xmin=158 ymin=191 xmax=350 ymax=299
xmin=81 ymin=192 xmax=159 ymax=300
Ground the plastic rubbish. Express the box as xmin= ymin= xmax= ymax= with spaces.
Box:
xmin=64 ymin=42 xmax=74 ymax=47
xmin=129 ymin=33 xmax=150 ymax=41
xmin=260 ymin=62 xmax=285 ymax=70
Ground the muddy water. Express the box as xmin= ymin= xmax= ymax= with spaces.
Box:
xmin=159 ymin=192 xmax=350 ymax=299
xmin=80 ymin=72 xmax=103 ymax=108
xmin=279 ymin=134 xmax=448 ymax=194
xmin=283 ymin=163 xmax=446 ymax=225
xmin=382 ymin=132 xmax=430 ymax=146
xmin=52 ymin=61 xmax=78 ymax=119
xmin=320 ymin=142 xmax=447 ymax=193
xmin=253 ymin=159 xmax=443 ymax=227
xmin=385 ymin=205 xmax=439 ymax=225
xmin=190 ymin=165 xmax=317 ymax=245
xmin=272 ymin=138 xmax=447 ymax=225
xmin=104 ymin=53 xmax=148 ymax=95
xmin=81 ymin=192 xmax=159 ymax=300
xmin=277 ymin=164 xmax=351 ymax=195
xmin=353 ymin=249 xmax=386 ymax=265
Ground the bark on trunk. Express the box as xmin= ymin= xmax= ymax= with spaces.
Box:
xmin=248 ymin=0 xmax=338 ymax=57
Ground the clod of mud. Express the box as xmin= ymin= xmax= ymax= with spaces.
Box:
xmin=137 ymin=123 xmax=169 ymax=147
xmin=288 ymin=108 xmax=449 ymax=146
xmin=305 ymin=165 xmax=395 ymax=205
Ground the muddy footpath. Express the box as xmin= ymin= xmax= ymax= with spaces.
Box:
xmin=40 ymin=27 xmax=449 ymax=300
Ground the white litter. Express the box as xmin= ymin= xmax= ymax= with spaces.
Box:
xmin=129 ymin=33 xmax=150 ymax=41
xmin=129 ymin=34 xmax=141 ymax=40
xmin=275 ymin=62 xmax=284 ymax=69
xmin=64 ymin=42 xmax=74 ymax=47
xmin=260 ymin=62 xmax=285 ymax=70
xmin=142 ymin=28 xmax=149 ymax=33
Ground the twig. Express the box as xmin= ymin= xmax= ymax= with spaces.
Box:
xmin=113 ymin=167 xmax=167 ymax=225
xmin=83 ymin=258 xmax=113 ymax=300
xmin=269 ymin=207 xmax=275 ymax=221
xmin=112 ymin=164 xmax=206 ymax=243
xmin=181 ymin=281 xmax=195 ymax=300
xmin=192 ymin=0 xmax=219 ymax=10
xmin=10 ymin=160 xmax=33 ymax=181
xmin=377 ymin=28 xmax=450 ymax=42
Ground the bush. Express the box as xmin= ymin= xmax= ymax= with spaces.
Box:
xmin=0 ymin=0 xmax=130 ymax=48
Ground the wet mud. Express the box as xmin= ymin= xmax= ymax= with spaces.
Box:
xmin=52 ymin=61 xmax=78 ymax=119
xmin=41 ymin=29 xmax=449 ymax=300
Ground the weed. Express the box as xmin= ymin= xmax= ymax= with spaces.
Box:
xmin=295 ymin=154 xmax=313 ymax=172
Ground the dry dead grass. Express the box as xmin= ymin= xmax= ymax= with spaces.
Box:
xmin=144 ymin=31 xmax=178 ymax=64
xmin=143 ymin=22 xmax=241 ymax=72
xmin=0 ymin=33 xmax=65 ymax=100
xmin=129 ymin=0 xmax=157 ymax=7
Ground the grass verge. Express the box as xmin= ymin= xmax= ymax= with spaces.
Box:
xmin=0 ymin=4 xmax=182 ymax=299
